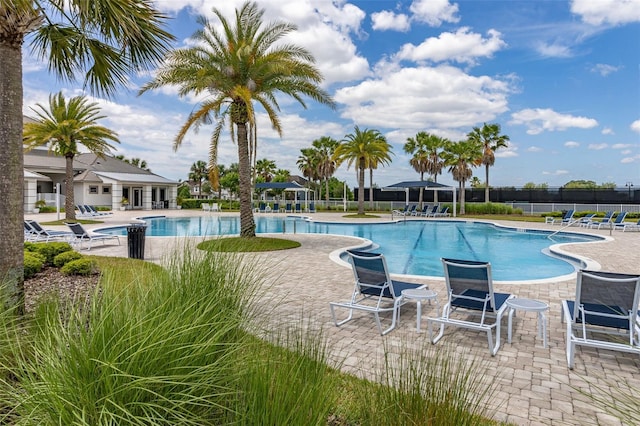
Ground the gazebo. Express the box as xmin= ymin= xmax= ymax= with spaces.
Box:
xmin=382 ymin=181 xmax=457 ymax=217
xmin=254 ymin=181 xmax=313 ymax=210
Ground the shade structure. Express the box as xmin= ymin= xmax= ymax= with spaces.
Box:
xmin=381 ymin=181 xmax=457 ymax=217
xmin=254 ymin=181 xmax=313 ymax=209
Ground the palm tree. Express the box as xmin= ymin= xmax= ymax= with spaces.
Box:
xmin=297 ymin=148 xmax=321 ymax=188
xmin=140 ymin=2 xmax=335 ymax=238
xmin=334 ymin=126 xmax=392 ymax=215
xmin=366 ymin=137 xmax=393 ymax=210
xmin=189 ymin=160 xmax=209 ymax=199
xmin=442 ymin=140 xmax=482 ymax=215
xmin=255 ymin=158 xmax=277 ymax=183
xmin=23 ymin=93 xmax=119 ymax=221
xmin=404 ymin=132 xmax=431 ymax=207
xmin=0 ymin=0 xmax=173 ymax=310
xmin=467 ymin=123 xmax=510 ymax=203
xmin=311 ymin=137 xmax=340 ymax=204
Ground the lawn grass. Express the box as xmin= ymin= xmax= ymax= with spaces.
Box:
xmin=197 ymin=236 xmax=301 ymax=252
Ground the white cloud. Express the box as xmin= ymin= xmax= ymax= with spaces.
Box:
xmin=571 ymin=0 xmax=640 ymax=26
xmin=395 ymin=28 xmax=506 ymax=65
xmin=534 ymin=42 xmax=573 ymax=58
xmin=496 ymin=145 xmax=518 ymax=158
xmin=631 ymin=119 xmax=640 ymax=133
xmin=371 ymin=10 xmax=410 ymax=32
xmin=527 ymin=146 xmax=542 ymax=152
xmin=591 ymin=64 xmax=621 ymax=76
xmin=588 ymin=143 xmax=608 ymax=150
xmin=543 ymin=170 xmax=570 ymax=176
xmin=565 ymin=141 xmax=580 ymax=148
xmin=334 ymin=65 xmax=511 ymax=131
xmin=601 ymin=127 xmax=614 ymax=135
xmin=621 ymin=149 xmax=632 ymax=155
xmin=509 ymin=108 xmax=598 ymax=135
xmin=409 ymin=0 xmax=460 ymax=27
xmin=621 ymin=155 xmax=640 ymax=164
xmin=612 ymin=143 xmax=632 ymax=149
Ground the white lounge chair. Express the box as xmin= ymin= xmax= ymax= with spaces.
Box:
xmin=25 ymin=220 xmax=73 ymax=242
xmin=329 ymin=250 xmax=427 ymax=335
xmin=622 ymin=219 xmax=640 ymax=232
xmin=428 ymin=258 xmax=514 ymax=356
xmin=66 ymin=223 xmax=121 ymax=250
xmin=562 ymin=270 xmax=640 ymax=369
xmin=587 ymin=211 xmax=614 ymax=229
xmin=201 ymin=203 xmax=211 ymax=212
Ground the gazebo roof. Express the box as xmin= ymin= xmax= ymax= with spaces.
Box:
xmin=383 ymin=180 xmax=453 ymax=190
xmin=255 ymin=181 xmax=308 ymax=191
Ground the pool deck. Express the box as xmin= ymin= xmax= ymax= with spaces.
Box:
xmin=28 ymin=209 xmax=640 ymax=425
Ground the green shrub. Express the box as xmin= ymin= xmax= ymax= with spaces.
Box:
xmin=60 ymin=258 xmax=97 ymax=276
xmin=28 ymin=242 xmax=73 ymax=265
xmin=53 ymin=251 xmax=83 ymax=268
xmin=24 ymin=251 xmax=45 ymax=279
xmin=462 ymin=202 xmax=521 ymax=215
xmin=23 ymin=242 xmax=38 ymax=252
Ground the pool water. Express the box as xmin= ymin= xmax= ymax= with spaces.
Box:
xmin=102 ymin=216 xmax=602 ymax=281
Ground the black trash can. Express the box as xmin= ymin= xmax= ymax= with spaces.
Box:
xmin=126 ymin=223 xmax=147 ymax=259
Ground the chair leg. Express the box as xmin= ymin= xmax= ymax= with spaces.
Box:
xmin=329 ymin=304 xmax=354 ymax=327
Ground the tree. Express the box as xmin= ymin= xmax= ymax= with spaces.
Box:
xmin=467 ymin=123 xmax=510 ymax=203
xmin=0 ymin=0 xmax=173 ymax=310
xmin=297 ymin=148 xmax=320 ymax=188
xmin=114 ymin=155 xmax=151 ymax=171
xmin=334 ymin=126 xmax=391 ymax=215
xmin=404 ymin=132 xmax=443 ymax=206
xmin=189 ymin=160 xmax=209 ymax=199
xmin=366 ymin=135 xmax=393 ymax=210
xmin=255 ymin=158 xmax=276 ymax=183
xmin=563 ymin=180 xmax=597 ymax=189
xmin=140 ymin=2 xmax=335 ymax=238
xmin=311 ymin=137 xmax=340 ymax=205
xmin=24 ymin=93 xmax=119 ymax=221
xmin=442 ymin=139 xmax=482 ymax=215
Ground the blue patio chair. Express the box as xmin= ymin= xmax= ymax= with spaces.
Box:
xmin=611 ymin=211 xmax=629 ymax=230
xmin=552 ymin=209 xmax=575 ymax=225
xmin=587 ymin=211 xmax=614 ymax=229
xmin=309 ymin=202 xmax=316 ymax=213
xmin=392 ymin=205 xmax=409 ymax=216
xmin=425 ymin=205 xmax=440 ymax=217
xmin=272 ymin=202 xmax=280 ymax=213
xmin=330 ymin=250 xmax=427 ymax=335
xmin=428 ymin=258 xmax=514 ymax=356
xmin=25 ymin=220 xmax=73 ymax=242
xmin=295 ymin=203 xmax=302 ymax=213
xmin=562 ymin=270 xmax=640 ymax=369
xmin=285 ymin=203 xmax=293 ymax=213
xmin=418 ymin=205 xmax=431 ymax=216
xmin=258 ymin=202 xmax=267 ymax=213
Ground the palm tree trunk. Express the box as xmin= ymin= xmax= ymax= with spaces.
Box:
xmin=65 ymin=155 xmax=77 ymax=220
xmin=369 ymin=168 xmax=374 ymax=210
xmin=357 ymin=161 xmax=365 ymax=215
xmin=419 ymin=171 xmax=424 ymax=208
xmin=0 ymin=41 xmax=25 ymax=312
xmin=485 ymin=164 xmax=490 ymax=203
xmin=460 ymin=180 xmax=466 ymax=215
xmin=433 ymin=173 xmax=439 ymax=204
xmin=325 ymin=177 xmax=330 ymax=205
xmin=236 ymin=122 xmax=256 ymax=237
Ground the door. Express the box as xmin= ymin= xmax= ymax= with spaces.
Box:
xmin=133 ymin=188 xmax=143 ymax=209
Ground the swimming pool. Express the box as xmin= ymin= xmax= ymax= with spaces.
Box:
xmin=101 ymin=216 xmax=603 ymax=282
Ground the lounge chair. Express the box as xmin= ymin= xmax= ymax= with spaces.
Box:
xmin=76 ymin=205 xmax=93 ymax=218
xmin=587 ymin=211 xmax=614 ymax=229
xmin=285 ymin=203 xmax=293 ymax=213
xmin=418 ymin=205 xmax=431 ymax=216
xmin=25 ymin=220 xmax=73 ymax=242
xmin=551 ymin=209 xmax=575 ymax=225
xmin=578 ymin=213 xmax=596 ymax=227
xmin=425 ymin=205 xmax=439 ymax=217
xmin=309 ymin=203 xmax=316 ymax=213
xmin=562 ymin=270 xmax=640 ymax=369
xmin=201 ymin=203 xmax=211 ymax=212
xmin=392 ymin=205 xmax=409 ymax=216
xmin=272 ymin=202 xmax=280 ymax=213
xmin=85 ymin=205 xmax=111 ymax=216
xmin=407 ymin=205 xmax=417 ymax=216
xmin=210 ymin=202 xmax=220 ymax=212
xmin=433 ymin=206 xmax=450 ymax=217
xmin=622 ymin=219 xmax=640 ymax=232
xmin=295 ymin=203 xmax=302 ymax=213
xmin=611 ymin=211 xmax=629 ymax=230
xmin=258 ymin=202 xmax=267 ymax=213
xmin=329 ymin=250 xmax=427 ymax=335
xmin=66 ymin=223 xmax=121 ymax=250
xmin=428 ymin=258 xmax=514 ymax=356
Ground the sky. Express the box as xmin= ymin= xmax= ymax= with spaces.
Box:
xmin=22 ymin=0 xmax=640 ymax=190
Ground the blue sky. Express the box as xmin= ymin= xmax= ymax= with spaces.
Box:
xmin=22 ymin=0 xmax=640 ymax=189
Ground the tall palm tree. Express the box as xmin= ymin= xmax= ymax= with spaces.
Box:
xmin=0 ymin=0 xmax=173 ymax=310
xmin=404 ymin=132 xmax=431 ymax=207
xmin=140 ymin=2 xmax=335 ymax=238
xmin=467 ymin=123 xmax=510 ymax=203
xmin=311 ymin=136 xmax=340 ymax=204
xmin=23 ymin=93 xmax=119 ymax=221
xmin=189 ymin=160 xmax=209 ymax=199
xmin=366 ymin=136 xmax=393 ymax=210
xmin=424 ymin=134 xmax=447 ymax=204
xmin=442 ymin=140 xmax=482 ymax=215
xmin=255 ymin=158 xmax=277 ymax=183
xmin=297 ymin=148 xmax=321 ymax=188
xmin=334 ymin=126 xmax=392 ymax=215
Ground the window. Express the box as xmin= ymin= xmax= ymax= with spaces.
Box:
xmin=102 ymin=186 xmax=111 ymax=194
xmin=89 ymin=186 xmax=98 ymax=194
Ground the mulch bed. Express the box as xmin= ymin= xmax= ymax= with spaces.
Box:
xmin=24 ymin=267 xmax=100 ymax=313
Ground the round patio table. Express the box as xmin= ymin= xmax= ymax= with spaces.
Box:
xmin=401 ymin=288 xmax=438 ymax=332
xmin=507 ymin=298 xmax=549 ymax=348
